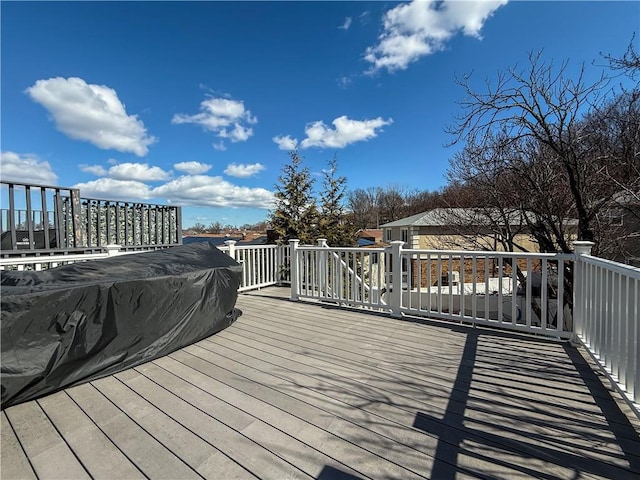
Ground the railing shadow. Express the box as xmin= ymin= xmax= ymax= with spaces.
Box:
xmin=562 ymin=343 xmax=640 ymax=470
xmin=411 ymin=329 xmax=640 ymax=479
xmin=315 ymin=465 xmax=364 ymax=480
xmin=413 ymin=330 xmax=478 ymax=479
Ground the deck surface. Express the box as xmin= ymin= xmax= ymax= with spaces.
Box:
xmin=2 ymin=287 xmax=640 ymax=480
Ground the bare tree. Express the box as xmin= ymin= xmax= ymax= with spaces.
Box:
xmin=446 ymin=133 xmax=546 ymax=251
xmin=348 ymin=187 xmax=381 ymax=229
xmin=602 ymin=35 xmax=640 ymax=79
xmin=447 ymin=51 xmax=640 ymax=251
xmin=377 ymin=185 xmax=407 ymax=224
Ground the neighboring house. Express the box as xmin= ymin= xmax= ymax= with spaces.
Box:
xmin=380 ymin=208 xmax=573 ymax=253
xmin=600 ymin=191 xmax=640 ymax=266
xmin=355 ymin=229 xmax=384 ymax=247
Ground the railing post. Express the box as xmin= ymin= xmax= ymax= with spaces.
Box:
xmin=289 ymin=239 xmax=300 ymax=301
xmin=317 ymin=238 xmax=328 ymax=297
xmin=389 ymin=241 xmax=404 ymax=317
xmin=224 ymin=240 xmax=237 ymax=261
xmin=572 ymin=241 xmax=595 ymax=345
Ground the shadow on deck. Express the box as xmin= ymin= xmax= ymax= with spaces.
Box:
xmin=2 ymin=287 xmax=639 ymax=479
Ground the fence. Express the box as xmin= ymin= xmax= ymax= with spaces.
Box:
xmin=291 ymin=239 xmax=574 ymax=337
xmin=291 ymin=239 xmax=388 ymax=309
xmin=399 ymin=246 xmax=575 ymax=339
xmin=1 ymin=180 xmax=182 ymax=257
xmin=574 ymin=242 xmax=640 ymax=409
xmin=219 ymin=241 xmax=290 ymax=292
xmin=288 ymin=238 xmax=639 ymax=410
xmin=0 ymin=245 xmax=142 ymax=271
xmin=1 ymin=236 xmax=637 ymax=410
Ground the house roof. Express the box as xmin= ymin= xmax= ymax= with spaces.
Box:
xmin=380 ymin=208 xmax=578 ymax=228
xmin=380 ymin=208 xmax=498 ymax=228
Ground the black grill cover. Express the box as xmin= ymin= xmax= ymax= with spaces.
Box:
xmin=1 ymin=243 xmax=242 ymax=409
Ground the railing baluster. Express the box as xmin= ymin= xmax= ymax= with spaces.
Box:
xmin=557 ymin=259 xmax=564 ymax=331
xmin=484 ymin=256 xmax=490 ymax=321
xmin=25 ymin=185 xmax=35 ymax=251
xmin=541 ymin=258 xmax=548 ymax=330
xmin=41 ymin=187 xmax=50 ymax=249
xmin=8 ymin=183 xmax=17 ymax=249
xmin=448 ymin=256 xmax=453 ymax=315
xmin=497 ymin=257 xmax=504 ymax=323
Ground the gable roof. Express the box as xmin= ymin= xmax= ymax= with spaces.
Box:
xmin=380 ymin=209 xmax=496 ymax=228
xmin=380 ymin=208 xmax=578 ymax=228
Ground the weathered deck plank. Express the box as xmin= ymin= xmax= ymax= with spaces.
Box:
xmin=1 ymin=412 xmax=36 ymax=480
xmin=4 ymin=401 xmax=90 ymax=479
xmin=1 ymin=287 xmax=639 ymax=480
xmin=37 ymin=391 xmax=146 ymax=480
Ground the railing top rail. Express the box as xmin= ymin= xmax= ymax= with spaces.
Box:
xmin=297 ymin=245 xmax=386 ymax=253
xmin=233 ymin=244 xmax=277 ymax=250
xmin=0 ymin=180 xmax=77 ymax=191
xmin=402 ymin=248 xmax=574 ymax=259
xmin=78 ymin=197 xmax=180 ymax=208
xmin=579 ymin=254 xmax=640 ymax=277
xmin=0 ymin=252 xmax=110 ymax=266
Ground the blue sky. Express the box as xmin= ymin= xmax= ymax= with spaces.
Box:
xmin=1 ymin=1 xmax=638 ymax=228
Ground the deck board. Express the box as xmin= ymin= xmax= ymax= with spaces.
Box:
xmin=2 ymin=286 xmax=639 ymax=479
xmin=4 ymin=401 xmax=90 ymax=479
xmin=37 ymin=391 xmax=146 ymax=480
xmin=1 ymin=412 xmax=37 ymax=480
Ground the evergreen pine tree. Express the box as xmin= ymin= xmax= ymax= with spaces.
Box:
xmin=317 ymin=155 xmax=355 ymax=246
xmin=270 ymin=150 xmax=318 ymax=244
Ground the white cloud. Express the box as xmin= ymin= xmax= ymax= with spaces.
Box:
xmin=79 ymin=164 xmax=107 ymax=176
xmin=26 ymin=77 xmax=156 ymax=156
xmin=152 ymin=175 xmax=274 ymax=209
xmin=337 ymin=75 xmax=353 ymax=89
xmin=273 ymin=135 xmax=299 ymax=151
xmin=72 ymin=178 xmax=151 ymax=201
xmin=172 ymin=95 xmax=257 ymax=149
xmin=365 ymin=0 xmax=508 ymax=73
xmin=299 ymin=115 xmax=393 ymax=149
xmin=213 ymin=140 xmax=227 ymax=151
xmin=0 ymin=151 xmax=58 ymax=185
xmin=220 ymin=123 xmax=253 ymax=143
xmin=224 ymin=163 xmax=266 ymax=178
xmin=107 ymin=162 xmax=171 ymax=181
xmin=174 ymin=161 xmax=212 ymax=175
xmin=339 ymin=17 xmax=352 ymax=30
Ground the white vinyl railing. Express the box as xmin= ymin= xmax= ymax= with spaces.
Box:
xmin=0 ymin=252 xmax=110 ymax=270
xmin=291 ymin=239 xmax=388 ymax=309
xmin=399 ymin=246 xmax=574 ymax=339
xmin=291 ymin=239 xmax=574 ymax=338
xmin=287 ymin=238 xmax=639 ymax=411
xmin=3 ymin=237 xmax=637 ymax=410
xmin=0 ymin=244 xmax=141 ymax=271
xmin=574 ymin=243 xmax=640 ymax=408
xmin=219 ymin=241 xmax=289 ymax=292
xmin=1 ymin=242 xmax=290 ymax=292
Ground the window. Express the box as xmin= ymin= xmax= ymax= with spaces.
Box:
xmin=385 ymin=229 xmax=391 ymax=242
xmin=609 ymin=209 xmax=623 ymax=227
xmin=401 ymin=228 xmax=408 ymax=243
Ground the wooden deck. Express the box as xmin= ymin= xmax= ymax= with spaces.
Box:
xmin=2 ymin=287 xmax=640 ymax=479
